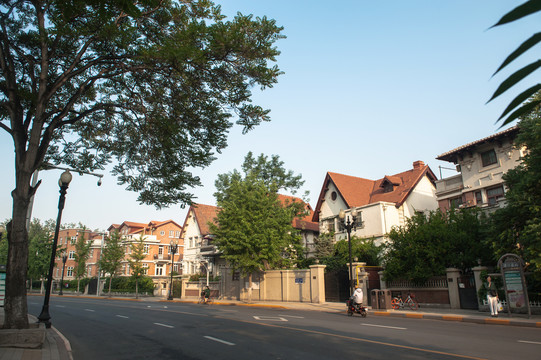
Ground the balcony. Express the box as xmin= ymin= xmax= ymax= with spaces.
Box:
xmin=153 ymin=254 xmax=171 ymax=261
xmin=435 ymin=174 xmax=463 ymax=197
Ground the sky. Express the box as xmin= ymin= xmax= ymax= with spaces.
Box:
xmin=1 ymin=0 xmax=539 ymax=232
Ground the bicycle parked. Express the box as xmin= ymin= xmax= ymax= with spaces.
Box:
xmin=391 ymin=293 xmax=418 ymax=310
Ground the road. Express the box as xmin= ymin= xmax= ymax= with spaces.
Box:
xmin=28 ymin=296 xmax=540 ymax=360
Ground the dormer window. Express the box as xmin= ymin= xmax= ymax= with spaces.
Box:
xmin=383 ymin=182 xmax=394 ymax=193
xmin=381 ymin=176 xmax=400 ymax=193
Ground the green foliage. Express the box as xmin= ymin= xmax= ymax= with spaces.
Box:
xmin=128 ymin=234 xmax=147 ymax=278
xmin=317 ymin=235 xmax=381 ymax=272
xmin=27 ymin=219 xmax=56 ymax=281
xmin=98 ymin=231 xmax=125 ymax=279
xmin=489 ymin=1 xmax=541 ymax=125
xmin=313 ymin=232 xmax=335 ymax=259
xmin=103 ymin=276 xmax=154 ymax=293
xmin=74 ymin=227 xmax=92 ymax=280
xmin=212 ymin=153 xmax=307 ymax=275
xmin=486 ymin=99 xmax=541 ymax=283
xmin=382 ymin=209 xmax=490 ymax=282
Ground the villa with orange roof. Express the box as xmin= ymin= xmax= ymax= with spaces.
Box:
xmin=312 ymin=161 xmax=438 ymax=244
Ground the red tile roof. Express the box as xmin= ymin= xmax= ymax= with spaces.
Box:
xmin=189 ymin=203 xmax=220 ymax=236
xmin=312 ymin=161 xmax=437 ymax=222
xmin=277 ymin=194 xmax=319 ymax=232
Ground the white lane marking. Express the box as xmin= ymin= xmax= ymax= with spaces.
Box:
xmin=154 ymin=322 xmax=174 ymax=328
xmin=204 ymin=336 xmax=235 ymax=346
xmin=518 ymin=340 xmax=541 ymax=345
xmin=279 ymin=314 xmax=304 ymax=319
xmin=84 ymin=309 xmax=95 ymax=312
xmin=362 ymin=323 xmax=407 ymax=330
xmin=116 ymin=315 xmax=129 ymax=319
xmin=253 ymin=316 xmax=288 ymax=322
xmin=55 ymin=305 xmax=66 ymax=308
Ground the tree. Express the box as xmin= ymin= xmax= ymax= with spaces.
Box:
xmin=487 ymin=94 xmax=541 ymax=281
xmin=98 ymin=230 xmax=126 ymax=296
xmin=73 ymin=227 xmax=92 ymax=292
xmin=1 ymin=0 xmax=284 ymax=328
xmin=27 ymin=219 xmax=56 ymax=292
xmin=488 ymin=0 xmax=541 ymax=125
xmin=315 ymin=233 xmax=380 ymax=273
xmin=382 ymin=209 xmax=490 ymax=283
xmin=128 ymin=234 xmax=147 ymax=299
xmin=211 ymin=153 xmax=306 ymax=300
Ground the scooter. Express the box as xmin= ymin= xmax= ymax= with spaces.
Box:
xmin=346 ymin=298 xmax=367 ymax=317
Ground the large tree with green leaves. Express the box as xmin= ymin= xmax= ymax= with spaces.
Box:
xmin=382 ymin=209 xmax=490 ymax=283
xmin=27 ymin=219 xmax=56 ymax=291
xmin=211 ymin=153 xmax=306 ymax=300
xmin=128 ymin=234 xmax=147 ymax=299
xmin=488 ymin=0 xmax=541 ymax=125
xmin=73 ymin=227 xmax=92 ymax=292
xmin=0 ymin=0 xmax=283 ymax=328
xmin=98 ymin=230 xmax=125 ymax=296
xmin=487 ymin=94 xmax=541 ymax=281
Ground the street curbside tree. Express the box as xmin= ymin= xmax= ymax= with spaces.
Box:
xmin=0 ymin=0 xmax=284 ymax=328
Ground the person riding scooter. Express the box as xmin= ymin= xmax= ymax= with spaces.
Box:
xmin=352 ymin=287 xmax=363 ymax=310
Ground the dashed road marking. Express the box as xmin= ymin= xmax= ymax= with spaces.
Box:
xmin=253 ymin=316 xmax=288 ymax=322
xmin=84 ymin=309 xmax=95 ymax=312
xmin=154 ymin=322 xmax=174 ymax=328
xmin=116 ymin=315 xmax=129 ymax=319
xmin=362 ymin=323 xmax=407 ymax=330
xmin=204 ymin=336 xmax=235 ymax=346
xmin=518 ymin=340 xmax=541 ymax=345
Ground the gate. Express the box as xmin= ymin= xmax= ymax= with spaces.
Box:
xmin=458 ymin=274 xmax=478 ymax=310
xmin=87 ymin=278 xmax=98 ymax=295
xmin=324 ymin=270 xmax=349 ymax=302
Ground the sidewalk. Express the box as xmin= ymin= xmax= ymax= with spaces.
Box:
xmin=1 ymin=295 xmax=540 ymax=360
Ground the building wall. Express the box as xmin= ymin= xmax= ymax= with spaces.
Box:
xmin=181 ymin=210 xmax=202 ymax=275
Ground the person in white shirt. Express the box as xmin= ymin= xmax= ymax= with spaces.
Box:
xmin=352 ymin=287 xmax=363 ymax=305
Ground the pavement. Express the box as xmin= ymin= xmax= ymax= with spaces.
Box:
xmin=1 ymin=294 xmax=540 ymax=360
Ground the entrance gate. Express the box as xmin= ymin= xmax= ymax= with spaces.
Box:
xmin=458 ymin=274 xmax=478 ymax=310
xmin=324 ymin=270 xmax=349 ymax=302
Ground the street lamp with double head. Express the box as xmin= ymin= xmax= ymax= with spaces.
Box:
xmin=59 ymin=253 xmax=68 ymax=295
xmin=168 ymin=239 xmax=179 ymax=300
xmin=339 ymin=208 xmax=358 ymax=297
xmin=38 ymin=170 xmax=72 ymax=328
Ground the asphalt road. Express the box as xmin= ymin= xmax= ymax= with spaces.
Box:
xmin=27 ymin=296 xmax=541 ymax=360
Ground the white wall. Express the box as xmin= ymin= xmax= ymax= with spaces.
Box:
xmin=181 ymin=210 xmax=201 ymax=275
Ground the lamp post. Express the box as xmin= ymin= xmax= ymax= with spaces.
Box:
xmin=59 ymin=253 xmax=68 ymax=295
xmin=168 ymin=239 xmax=179 ymax=300
xmin=339 ymin=208 xmax=358 ymax=297
xmin=38 ymin=170 xmax=72 ymax=328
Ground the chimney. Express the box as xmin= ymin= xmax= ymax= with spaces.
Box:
xmin=413 ymin=160 xmax=425 ymax=169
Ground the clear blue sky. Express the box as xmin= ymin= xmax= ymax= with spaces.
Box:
xmin=1 ymin=1 xmax=539 ymax=231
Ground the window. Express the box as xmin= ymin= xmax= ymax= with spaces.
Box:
xmin=142 ymin=264 xmax=148 ymax=275
xmin=175 ymin=231 xmax=180 ymax=238
xmin=169 ymin=230 xmax=174 ymax=238
xmin=481 ymin=149 xmax=497 ymax=167
xmin=475 ymin=191 xmax=483 ymax=205
xmin=155 ymin=265 xmax=164 ymax=276
xmin=89 ymin=249 xmax=93 ymax=259
xmin=67 ymin=267 xmax=74 ymax=277
xmin=159 ymin=246 xmax=164 ymax=255
xmin=143 ymin=244 xmax=150 ymax=254
xmin=189 ymin=238 xmax=193 ymax=248
xmin=160 ymin=231 xmax=165 ymax=236
xmin=331 ymin=191 xmax=337 ymax=201
xmin=69 ymin=250 xmax=75 ymax=260
xmin=487 ymin=186 xmax=504 ymax=205
xmin=59 ymin=238 xmax=63 ymax=245
xmin=449 ymin=196 xmax=463 ymax=208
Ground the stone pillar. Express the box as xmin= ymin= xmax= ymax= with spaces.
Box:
xmin=446 ymin=267 xmax=461 ymax=309
xmin=378 ymin=271 xmax=387 ymax=289
xmin=473 ymin=266 xmax=488 ymax=305
xmin=309 ymin=264 xmax=326 ymax=303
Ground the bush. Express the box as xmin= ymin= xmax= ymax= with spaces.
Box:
xmin=103 ymin=276 xmax=155 ymax=293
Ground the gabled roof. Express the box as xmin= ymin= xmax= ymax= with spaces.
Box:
xmin=437 ymin=125 xmax=519 ymax=163
xmin=182 ymin=203 xmax=220 ymax=237
xmin=312 ymin=161 xmax=437 ymax=222
xmin=277 ymin=194 xmax=319 ymax=232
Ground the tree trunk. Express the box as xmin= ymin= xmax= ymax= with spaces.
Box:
xmin=4 ymin=189 xmax=31 ymax=329
xmin=108 ymin=276 xmax=113 ymax=297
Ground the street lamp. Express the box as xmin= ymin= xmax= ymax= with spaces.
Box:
xmin=339 ymin=208 xmax=358 ymax=297
xmin=59 ymin=253 xmax=68 ymax=296
xmin=38 ymin=170 xmax=72 ymax=328
xmin=168 ymin=239 xmax=179 ymax=300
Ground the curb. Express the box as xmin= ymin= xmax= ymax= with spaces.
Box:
xmin=371 ymin=310 xmax=541 ymax=328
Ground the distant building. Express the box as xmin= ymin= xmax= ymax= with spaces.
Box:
xmin=435 ymin=126 xmax=522 ymax=212
xmin=312 ymin=161 xmax=438 ymax=245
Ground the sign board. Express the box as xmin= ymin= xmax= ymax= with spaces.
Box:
xmin=498 ymin=254 xmax=531 ymax=317
xmin=295 ymin=277 xmax=304 ymax=284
